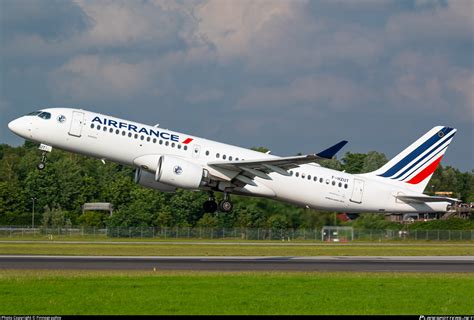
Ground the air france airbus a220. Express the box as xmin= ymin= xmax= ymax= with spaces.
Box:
xmin=8 ymin=108 xmax=458 ymax=213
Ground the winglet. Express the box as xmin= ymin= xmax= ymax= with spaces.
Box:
xmin=316 ymin=140 xmax=348 ymax=159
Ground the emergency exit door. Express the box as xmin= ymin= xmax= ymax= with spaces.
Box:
xmin=69 ymin=111 xmax=84 ymax=137
xmin=350 ymin=179 xmax=364 ymax=203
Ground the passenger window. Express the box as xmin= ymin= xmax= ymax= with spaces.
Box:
xmin=153 ymin=138 xmax=157 ymax=143
xmin=128 ymin=132 xmax=132 ymax=137
xmin=172 ymin=143 xmax=175 ymax=148
xmin=223 ymin=155 xmax=226 ymax=160
xmin=90 ymin=124 xmax=95 ymax=129
xmin=122 ymin=131 xmax=126 ymax=136
xmin=320 ymin=178 xmax=323 ymax=183
xmin=159 ymin=140 xmax=163 ymax=145
xmin=115 ymin=129 xmax=119 ymax=134
xmin=134 ymin=134 xmax=138 ymax=139
xmin=205 ymin=151 xmax=210 ymax=156
xmin=147 ymin=137 xmax=151 ymax=142
xmin=178 ymin=144 xmax=181 ymax=149
xmin=313 ymin=177 xmax=317 ymax=182
xmin=332 ymin=181 xmax=336 ymax=186
xmin=103 ymin=127 xmax=107 ymax=132
xmin=216 ymin=153 xmax=220 ymax=158
xmin=344 ymin=184 xmax=348 ymax=189
xmin=307 ymin=175 xmax=311 ymax=180
xmin=338 ymin=182 xmax=342 ymax=187
xmin=184 ymin=145 xmax=188 ymax=150
xmin=97 ymin=125 xmax=101 ymax=130
xmin=229 ymin=156 xmax=233 ymax=161
xmin=165 ymin=141 xmax=169 ymax=146
xmin=109 ymin=128 xmax=113 ymax=133
xmin=295 ymin=172 xmax=299 ymax=177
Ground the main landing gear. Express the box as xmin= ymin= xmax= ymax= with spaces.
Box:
xmin=203 ymin=192 xmax=233 ymax=213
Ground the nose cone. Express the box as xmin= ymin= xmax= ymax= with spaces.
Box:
xmin=8 ymin=117 xmax=28 ymax=138
xmin=8 ymin=119 xmax=21 ymax=133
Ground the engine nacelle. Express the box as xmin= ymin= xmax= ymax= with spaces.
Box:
xmin=156 ymin=155 xmax=205 ymax=189
xmin=134 ymin=168 xmax=176 ymax=192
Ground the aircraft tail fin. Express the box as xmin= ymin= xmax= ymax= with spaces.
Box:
xmin=365 ymin=126 xmax=456 ymax=193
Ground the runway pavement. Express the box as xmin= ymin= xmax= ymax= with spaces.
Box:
xmin=0 ymin=255 xmax=473 ymax=272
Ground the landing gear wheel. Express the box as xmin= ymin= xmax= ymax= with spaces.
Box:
xmin=219 ymin=200 xmax=233 ymax=213
xmin=203 ymin=200 xmax=218 ymax=213
xmin=37 ymin=151 xmax=47 ymax=170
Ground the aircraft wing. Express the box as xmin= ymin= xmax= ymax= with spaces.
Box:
xmin=207 ymin=141 xmax=348 ymax=186
xmin=396 ymin=195 xmax=460 ymax=204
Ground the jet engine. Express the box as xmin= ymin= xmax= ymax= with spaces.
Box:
xmin=134 ymin=168 xmax=176 ymax=192
xmin=156 ymin=155 xmax=207 ymax=189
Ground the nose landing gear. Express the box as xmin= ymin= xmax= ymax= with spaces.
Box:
xmin=37 ymin=152 xmax=47 ymax=170
xmin=37 ymin=144 xmax=52 ymax=170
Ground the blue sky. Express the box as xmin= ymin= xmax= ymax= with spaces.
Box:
xmin=1 ymin=0 xmax=472 ymax=171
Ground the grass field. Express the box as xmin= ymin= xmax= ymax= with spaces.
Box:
xmin=0 ymin=270 xmax=472 ymax=315
xmin=0 ymin=241 xmax=473 ymax=256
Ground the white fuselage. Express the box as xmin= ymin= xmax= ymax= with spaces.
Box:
xmin=8 ymin=108 xmax=450 ymax=213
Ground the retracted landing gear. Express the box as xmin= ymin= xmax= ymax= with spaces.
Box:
xmin=203 ymin=192 xmax=218 ymax=213
xmin=218 ymin=193 xmax=233 ymax=213
xmin=37 ymin=144 xmax=52 ymax=170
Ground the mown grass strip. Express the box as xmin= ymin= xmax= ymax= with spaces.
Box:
xmin=0 ymin=242 xmax=473 ymax=256
xmin=0 ymin=270 xmax=472 ymax=315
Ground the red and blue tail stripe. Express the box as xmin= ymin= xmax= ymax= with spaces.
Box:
xmin=378 ymin=127 xmax=454 ymax=179
xmin=368 ymin=126 xmax=456 ymax=192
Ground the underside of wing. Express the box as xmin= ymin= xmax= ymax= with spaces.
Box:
xmin=396 ymin=195 xmax=460 ymax=204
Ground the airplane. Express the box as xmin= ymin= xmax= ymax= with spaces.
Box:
xmin=8 ymin=108 xmax=459 ymax=214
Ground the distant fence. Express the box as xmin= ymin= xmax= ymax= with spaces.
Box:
xmin=0 ymin=226 xmax=473 ymax=241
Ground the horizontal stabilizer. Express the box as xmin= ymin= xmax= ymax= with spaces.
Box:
xmin=396 ymin=195 xmax=460 ymax=204
xmin=316 ymin=140 xmax=348 ymax=159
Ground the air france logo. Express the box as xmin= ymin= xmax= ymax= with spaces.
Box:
xmin=92 ymin=116 xmax=180 ymax=142
xmin=173 ymin=165 xmax=183 ymax=175
xmin=57 ymin=115 xmax=66 ymax=123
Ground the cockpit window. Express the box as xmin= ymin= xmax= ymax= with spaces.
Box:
xmin=38 ymin=112 xmax=51 ymax=119
xmin=26 ymin=111 xmax=42 ymax=116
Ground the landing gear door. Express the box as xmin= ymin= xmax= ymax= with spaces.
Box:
xmin=69 ymin=111 xmax=84 ymax=137
xmin=350 ymin=179 xmax=364 ymax=203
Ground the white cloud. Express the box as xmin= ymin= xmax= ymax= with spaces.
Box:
xmin=237 ymin=75 xmax=373 ymax=111
xmin=192 ymin=0 xmax=307 ymax=61
xmin=49 ymin=55 xmax=151 ymax=100
xmin=386 ymin=0 xmax=473 ymax=45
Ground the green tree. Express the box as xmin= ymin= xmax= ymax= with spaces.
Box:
xmin=341 ymin=152 xmax=367 ymax=173
xmin=78 ymin=211 xmax=106 ymax=227
xmin=362 ymin=151 xmax=387 ymax=173
xmin=196 ymin=213 xmax=219 ymax=228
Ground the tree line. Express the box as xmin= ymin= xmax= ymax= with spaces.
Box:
xmin=1 ymin=141 xmax=473 ymax=230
